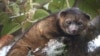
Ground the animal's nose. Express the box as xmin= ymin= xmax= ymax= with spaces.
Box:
xmin=72 ymin=29 xmax=77 ymax=33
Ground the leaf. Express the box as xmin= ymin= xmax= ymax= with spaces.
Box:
xmin=22 ymin=22 xmax=32 ymax=31
xmin=33 ymin=9 xmax=49 ymax=20
xmin=34 ymin=0 xmax=50 ymax=5
xmin=9 ymin=2 xmax=20 ymax=16
xmin=12 ymin=15 xmax=26 ymax=24
xmin=78 ymin=0 xmax=100 ymax=18
xmin=0 ymin=12 xmax=9 ymax=24
xmin=48 ymin=0 xmax=66 ymax=12
xmin=1 ymin=22 xmax=21 ymax=36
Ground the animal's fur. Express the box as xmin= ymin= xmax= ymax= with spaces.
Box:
xmin=7 ymin=8 xmax=91 ymax=56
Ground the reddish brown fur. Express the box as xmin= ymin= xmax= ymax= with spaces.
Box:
xmin=0 ymin=35 xmax=14 ymax=49
xmin=7 ymin=8 xmax=90 ymax=56
xmin=7 ymin=14 xmax=63 ymax=56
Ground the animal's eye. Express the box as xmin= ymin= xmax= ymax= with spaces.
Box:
xmin=77 ymin=22 xmax=83 ymax=25
xmin=66 ymin=21 xmax=71 ymax=25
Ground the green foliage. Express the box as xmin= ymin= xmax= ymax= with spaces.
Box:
xmin=0 ymin=20 xmax=21 ymax=36
xmin=12 ymin=15 xmax=26 ymax=23
xmin=49 ymin=0 xmax=66 ymax=12
xmin=9 ymin=2 xmax=20 ymax=16
xmin=34 ymin=9 xmax=49 ymax=20
xmin=0 ymin=12 xmax=9 ymax=24
xmin=68 ymin=0 xmax=75 ymax=7
xmin=34 ymin=0 xmax=50 ymax=4
xmin=78 ymin=0 xmax=100 ymax=18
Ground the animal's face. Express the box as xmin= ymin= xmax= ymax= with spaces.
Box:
xmin=58 ymin=8 xmax=90 ymax=35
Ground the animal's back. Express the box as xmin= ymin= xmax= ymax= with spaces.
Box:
xmin=6 ymin=13 xmax=60 ymax=56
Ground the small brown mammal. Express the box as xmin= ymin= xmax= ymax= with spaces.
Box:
xmin=7 ymin=8 xmax=90 ymax=56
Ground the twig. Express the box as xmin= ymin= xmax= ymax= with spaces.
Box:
xmin=66 ymin=0 xmax=70 ymax=8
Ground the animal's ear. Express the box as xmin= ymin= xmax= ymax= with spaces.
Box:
xmin=58 ymin=11 xmax=67 ymax=18
xmin=84 ymin=14 xmax=90 ymax=20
